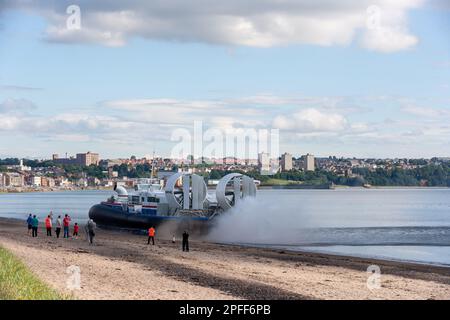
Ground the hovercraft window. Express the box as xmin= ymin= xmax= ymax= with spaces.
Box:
xmin=131 ymin=196 xmax=140 ymax=204
xmin=147 ymin=197 xmax=160 ymax=203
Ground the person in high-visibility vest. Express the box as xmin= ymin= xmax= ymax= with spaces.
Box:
xmin=45 ymin=215 xmax=52 ymax=237
xmin=147 ymin=226 xmax=155 ymax=245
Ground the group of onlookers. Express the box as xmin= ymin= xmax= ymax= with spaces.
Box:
xmin=26 ymin=212 xmax=97 ymax=244
xmin=27 ymin=214 xmax=39 ymax=237
xmin=26 ymin=213 xmax=192 ymax=250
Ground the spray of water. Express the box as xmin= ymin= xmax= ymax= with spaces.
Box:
xmin=206 ymin=197 xmax=318 ymax=245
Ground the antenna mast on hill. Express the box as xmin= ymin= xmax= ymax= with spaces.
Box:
xmin=151 ymin=150 xmax=156 ymax=179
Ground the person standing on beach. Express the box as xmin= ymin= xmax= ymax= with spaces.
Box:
xmin=63 ymin=214 xmax=71 ymax=238
xmin=147 ymin=226 xmax=155 ymax=245
xmin=85 ymin=219 xmax=96 ymax=245
xmin=182 ymin=231 xmax=189 ymax=252
xmin=45 ymin=215 xmax=52 ymax=236
xmin=26 ymin=214 xmax=33 ymax=236
xmin=55 ymin=215 xmax=62 ymax=238
xmin=31 ymin=215 xmax=39 ymax=237
xmin=73 ymin=223 xmax=79 ymax=239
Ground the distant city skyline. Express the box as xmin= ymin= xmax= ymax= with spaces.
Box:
xmin=2 ymin=151 xmax=450 ymax=162
xmin=0 ymin=1 xmax=449 ymax=159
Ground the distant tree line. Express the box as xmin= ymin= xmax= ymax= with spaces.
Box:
xmin=205 ymin=164 xmax=450 ymax=187
xmin=351 ymin=164 xmax=450 ymax=187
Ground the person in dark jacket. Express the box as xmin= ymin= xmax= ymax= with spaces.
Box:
xmin=31 ymin=215 xmax=39 ymax=237
xmin=26 ymin=214 xmax=33 ymax=236
xmin=182 ymin=231 xmax=189 ymax=252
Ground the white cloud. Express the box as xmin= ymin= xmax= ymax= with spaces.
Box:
xmin=102 ymin=98 xmax=267 ymax=127
xmin=3 ymin=0 xmax=423 ymax=52
xmin=361 ymin=1 xmax=422 ymax=52
xmin=401 ymin=105 xmax=450 ymax=118
xmin=0 ymin=98 xmax=36 ymax=113
xmin=273 ymin=108 xmax=348 ymax=132
xmin=47 ymin=134 xmax=91 ymax=142
xmin=0 ymin=115 xmax=21 ymax=130
xmin=2 ymin=94 xmax=449 ymax=158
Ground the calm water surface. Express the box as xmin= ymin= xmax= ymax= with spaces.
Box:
xmin=0 ymin=188 xmax=449 ymax=266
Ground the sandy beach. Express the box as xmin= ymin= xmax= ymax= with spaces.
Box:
xmin=0 ymin=217 xmax=449 ymax=300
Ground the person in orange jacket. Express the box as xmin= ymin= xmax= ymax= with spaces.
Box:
xmin=45 ymin=215 xmax=52 ymax=237
xmin=147 ymin=226 xmax=155 ymax=245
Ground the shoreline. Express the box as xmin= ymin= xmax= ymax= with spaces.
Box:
xmin=0 ymin=187 xmax=111 ymax=194
xmin=219 ymin=241 xmax=450 ymax=273
xmin=259 ymin=185 xmax=450 ymax=189
xmin=1 ymin=186 xmax=448 ymax=194
xmin=230 ymin=242 xmax=450 ymax=269
xmin=0 ymin=217 xmax=449 ymax=300
xmin=2 ymin=216 xmax=450 ymax=268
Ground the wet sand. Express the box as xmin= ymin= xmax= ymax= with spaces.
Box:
xmin=0 ymin=218 xmax=449 ymax=300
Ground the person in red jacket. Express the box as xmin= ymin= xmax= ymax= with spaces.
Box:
xmin=45 ymin=215 xmax=52 ymax=237
xmin=63 ymin=214 xmax=71 ymax=238
xmin=147 ymin=226 xmax=155 ymax=245
xmin=73 ymin=223 xmax=79 ymax=239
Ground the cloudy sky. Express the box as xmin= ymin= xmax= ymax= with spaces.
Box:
xmin=0 ymin=0 xmax=449 ymax=159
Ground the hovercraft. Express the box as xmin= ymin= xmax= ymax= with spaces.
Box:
xmin=89 ymin=173 xmax=256 ymax=233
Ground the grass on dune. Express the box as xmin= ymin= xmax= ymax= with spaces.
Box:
xmin=263 ymin=178 xmax=299 ymax=185
xmin=0 ymin=246 xmax=69 ymax=300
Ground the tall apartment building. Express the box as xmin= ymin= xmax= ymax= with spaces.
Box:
xmin=280 ymin=152 xmax=293 ymax=171
xmin=258 ymin=152 xmax=270 ymax=174
xmin=304 ymin=153 xmax=315 ymax=171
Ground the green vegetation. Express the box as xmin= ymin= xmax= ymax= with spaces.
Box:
xmin=111 ymin=163 xmax=154 ymax=178
xmin=264 ymin=178 xmax=298 ymax=186
xmin=205 ymin=164 xmax=450 ymax=187
xmin=351 ymin=164 xmax=450 ymax=187
xmin=0 ymin=247 xmax=68 ymax=300
xmin=0 ymin=158 xmax=20 ymax=166
xmin=62 ymin=164 xmax=107 ymax=179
